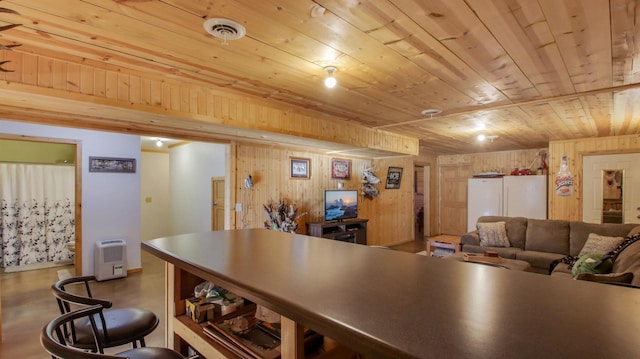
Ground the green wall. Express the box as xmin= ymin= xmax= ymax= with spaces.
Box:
xmin=0 ymin=139 xmax=75 ymax=164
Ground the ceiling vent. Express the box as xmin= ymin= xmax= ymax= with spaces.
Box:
xmin=421 ymin=109 xmax=442 ymax=117
xmin=203 ymin=18 xmax=246 ymax=44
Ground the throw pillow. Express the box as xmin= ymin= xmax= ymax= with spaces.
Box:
xmin=578 ymin=233 xmax=625 ymax=257
xmin=571 ymin=253 xmax=613 ymax=277
xmin=477 ymin=221 xmax=510 ymax=247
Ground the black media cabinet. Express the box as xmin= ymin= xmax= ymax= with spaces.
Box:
xmin=306 ymin=218 xmax=368 ymax=245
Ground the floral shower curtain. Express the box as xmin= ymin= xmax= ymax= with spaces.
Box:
xmin=0 ymin=163 xmax=75 ymax=268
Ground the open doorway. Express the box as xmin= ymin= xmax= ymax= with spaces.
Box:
xmin=0 ymin=135 xmax=82 ymax=276
xmin=414 ymin=165 xmax=428 ymax=239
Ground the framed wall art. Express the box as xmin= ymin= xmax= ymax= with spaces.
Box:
xmin=290 ymin=157 xmax=311 ymax=179
xmin=385 ymin=166 xmax=403 ymax=189
xmin=89 ymin=156 xmax=136 ymax=173
xmin=331 ymin=158 xmax=351 ymax=180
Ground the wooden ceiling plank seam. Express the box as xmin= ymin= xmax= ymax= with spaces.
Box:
xmin=322 ymin=0 xmax=509 ymax=105
xmin=386 ymin=0 xmax=540 ymax=101
xmin=377 ymin=81 xmax=640 ymax=129
xmin=539 ymin=0 xmax=613 ymax=92
xmin=578 ymin=92 xmax=614 ymax=137
xmin=467 ymin=0 xmax=575 ymax=97
xmin=609 ymin=0 xmax=640 ymax=86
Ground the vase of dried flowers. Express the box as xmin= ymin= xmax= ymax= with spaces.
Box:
xmin=263 ymin=200 xmax=306 ymax=233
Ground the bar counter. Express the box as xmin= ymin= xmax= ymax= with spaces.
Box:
xmin=143 ymin=229 xmax=640 ymax=358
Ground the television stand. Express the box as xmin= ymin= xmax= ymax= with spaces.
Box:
xmin=306 ymin=218 xmax=368 ymax=245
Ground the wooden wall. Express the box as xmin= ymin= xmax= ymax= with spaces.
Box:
xmin=0 ymin=51 xmax=418 ymax=156
xmin=548 ymin=134 xmax=640 ymax=220
xmin=232 ymin=142 xmax=415 ymax=246
xmin=437 ymin=148 xmax=546 ymax=235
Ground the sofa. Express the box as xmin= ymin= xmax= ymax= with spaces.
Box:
xmin=461 ymin=216 xmax=640 ymax=284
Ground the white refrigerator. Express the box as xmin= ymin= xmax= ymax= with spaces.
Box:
xmin=467 ymin=175 xmax=547 ymax=231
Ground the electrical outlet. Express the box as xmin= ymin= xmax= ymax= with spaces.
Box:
xmin=235 ymin=203 xmax=242 ymax=212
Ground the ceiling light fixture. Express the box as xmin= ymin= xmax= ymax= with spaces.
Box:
xmin=421 ymin=108 xmax=442 ymax=118
xmin=324 ymin=66 xmax=337 ymax=88
xmin=155 ymin=138 xmax=163 ymax=147
xmin=477 ymin=134 xmax=498 ymax=142
xmin=310 ymin=4 xmax=326 ymax=18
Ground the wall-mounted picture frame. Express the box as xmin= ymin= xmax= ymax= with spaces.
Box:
xmin=331 ymin=158 xmax=351 ymax=179
xmin=89 ymin=156 xmax=136 ymax=173
xmin=385 ymin=166 xmax=403 ymax=189
xmin=290 ymin=157 xmax=311 ymax=179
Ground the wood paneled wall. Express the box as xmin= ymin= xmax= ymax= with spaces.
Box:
xmin=548 ymin=134 xmax=640 ymax=220
xmin=232 ymin=142 xmax=415 ymax=246
xmin=437 ymin=148 xmax=546 ymax=235
xmin=0 ymin=51 xmax=418 ymax=156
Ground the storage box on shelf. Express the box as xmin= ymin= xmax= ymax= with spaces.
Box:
xmin=164 ymin=260 xmax=353 ymax=359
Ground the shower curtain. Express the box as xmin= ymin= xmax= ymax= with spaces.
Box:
xmin=0 ymin=163 xmax=75 ymax=268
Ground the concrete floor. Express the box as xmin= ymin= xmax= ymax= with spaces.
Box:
xmin=0 ymin=239 xmax=426 ymax=358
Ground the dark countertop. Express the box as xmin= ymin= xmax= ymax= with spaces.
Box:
xmin=143 ymin=229 xmax=640 ymax=359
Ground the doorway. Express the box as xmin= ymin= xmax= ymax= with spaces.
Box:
xmin=582 ymin=153 xmax=640 ymax=224
xmin=211 ymin=177 xmax=225 ymax=230
xmin=414 ymin=166 xmax=426 ymax=239
xmin=0 ymin=136 xmax=81 ymax=275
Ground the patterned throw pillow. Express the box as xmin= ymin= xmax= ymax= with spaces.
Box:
xmin=477 ymin=221 xmax=510 ymax=247
xmin=578 ymin=233 xmax=625 ymax=257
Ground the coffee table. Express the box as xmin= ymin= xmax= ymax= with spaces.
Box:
xmin=444 ymin=252 xmax=531 ymax=271
xmin=425 ymin=235 xmax=461 ymax=257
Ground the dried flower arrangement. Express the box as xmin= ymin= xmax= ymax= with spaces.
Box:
xmin=263 ymin=200 xmax=306 ymax=233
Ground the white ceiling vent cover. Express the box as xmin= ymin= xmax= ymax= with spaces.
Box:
xmin=203 ymin=18 xmax=246 ymax=42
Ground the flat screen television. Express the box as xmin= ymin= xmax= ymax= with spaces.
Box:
xmin=324 ymin=190 xmax=358 ymax=221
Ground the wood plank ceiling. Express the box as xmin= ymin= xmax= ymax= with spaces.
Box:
xmin=0 ymin=0 xmax=639 ymax=155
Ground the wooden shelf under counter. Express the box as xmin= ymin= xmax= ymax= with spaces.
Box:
xmin=143 ymin=228 xmax=640 ymax=359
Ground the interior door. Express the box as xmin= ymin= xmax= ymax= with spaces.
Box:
xmin=439 ymin=164 xmax=473 ymax=235
xmin=211 ymin=177 xmax=225 ymax=230
xmin=582 ymin=153 xmax=640 ymax=223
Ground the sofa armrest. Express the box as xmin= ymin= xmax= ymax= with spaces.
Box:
xmin=461 ymin=231 xmax=480 ymax=246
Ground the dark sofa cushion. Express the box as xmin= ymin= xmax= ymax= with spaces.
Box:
xmin=525 ymin=219 xmax=570 ymax=254
xmin=569 ymin=222 xmax=638 ymax=257
xmin=478 ymin=216 xmax=528 ymax=249
xmin=516 ymin=250 xmax=566 ymax=273
xmin=461 ymin=244 xmax=522 ymax=259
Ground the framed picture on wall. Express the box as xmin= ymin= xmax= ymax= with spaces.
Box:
xmin=331 ymin=158 xmax=351 ymax=179
xmin=89 ymin=156 xmax=136 ymax=173
xmin=290 ymin=157 xmax=311 ymax=179
xmin=385 ymin=166 xmax=403 ymax=189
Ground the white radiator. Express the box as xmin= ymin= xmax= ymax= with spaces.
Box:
xmin=94 ymin=239 xmax=127 ymax=281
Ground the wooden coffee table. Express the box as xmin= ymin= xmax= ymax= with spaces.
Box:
xmin=425 ymin=235 xmax=461 ymax=257
xmin=444 ymin=252 xmax=531 ymax=271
